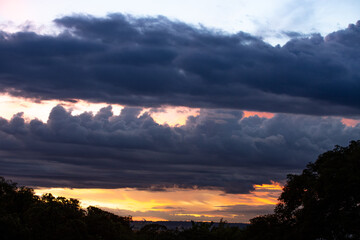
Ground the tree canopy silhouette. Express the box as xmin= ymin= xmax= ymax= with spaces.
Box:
xmin=0 ymin=176 xmax=243 ymax=240
xmin=0 ymin=177 xmax=133 ymax=240
xmin=244 ymin=140 xmax=360 ymax=240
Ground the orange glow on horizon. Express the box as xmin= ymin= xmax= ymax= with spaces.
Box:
xmin=34 ymin=181 xmax=283 ymax=222
xmin=254 ymin=180 xmax=283 ymax=191
xmin=132 ymin=216 xmax=168 ymax=222
xmin=174 ymin=213 xmax=222 ymax=218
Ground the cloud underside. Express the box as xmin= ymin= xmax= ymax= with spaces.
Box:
xmin=0 ymin=15 xmax=360 ymax=115
xmin=1 ymin=106 xmax=359 ymax=193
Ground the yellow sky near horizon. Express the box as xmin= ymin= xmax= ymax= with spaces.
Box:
xmin=34 ymin=181 xmax=283 ymax=222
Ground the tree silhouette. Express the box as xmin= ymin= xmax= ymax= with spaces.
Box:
xmin=0 ymin=178 xmax=133 ymax=240
xmin=25 ymin=193 xmax=88 ymax=240
xmin=0 ymin=177 xmax=38 ymax=239
xmin=86 ymin=206 xmax=133 ymax=240
xmin=245 ymin=140 xmax=360 ymax=240
xmin=137 ymin=223 xmax=172 ymax=240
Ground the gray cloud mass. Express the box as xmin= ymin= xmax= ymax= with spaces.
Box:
xmin=0 ymin=15 xmax=359 ymax=115
xmin=1 ymin=106 xmax=359 ymax=193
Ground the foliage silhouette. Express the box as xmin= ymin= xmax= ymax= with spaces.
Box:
xmin=244 ymin=140 xmax=360 ymax=240
xmin=0 ymin=177 xmax=133 ymax=240
xmin=25 ymin=193 xmax=88 ymax=240
xmin=0 ymin=177 xmax=243 ymax=240
xmin=86 ymin=206 xmax=132 ymax=240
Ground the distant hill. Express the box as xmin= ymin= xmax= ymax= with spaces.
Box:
xmin=132 ymin=220 xmax=248 ymax=231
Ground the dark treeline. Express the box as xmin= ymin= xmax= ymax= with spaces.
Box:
xmin=0 ymin=179 xmax=243 ymax=240
xmin=1 ymin=141 xmax=359 ymax=240
xmin=243 ymin=140 xmax=360 ymax=240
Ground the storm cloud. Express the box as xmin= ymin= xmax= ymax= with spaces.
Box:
xmin=0 ymin=14 xmax=360 ymax=115
xmin=1 ymin=106 xmax=359 ymax=193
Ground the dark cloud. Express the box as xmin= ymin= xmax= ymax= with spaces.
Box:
xmin=1 ymin=106 xmax=359 ymax=193
xmin=0 ymin=15 xmax=360 ymax=115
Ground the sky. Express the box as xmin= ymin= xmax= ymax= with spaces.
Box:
xmin=0 ymin=0 xmax=360 ymax=222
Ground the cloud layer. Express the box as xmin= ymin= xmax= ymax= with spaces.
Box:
xmin=1 ymin=106 xmax=359 ymax=193
xmin=0 ymin=15 xmax=360 ymax=115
